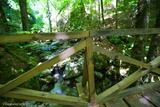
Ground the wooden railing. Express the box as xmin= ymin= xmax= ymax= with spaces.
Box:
xmin=0 ymin=28 xmax=160 ymax=106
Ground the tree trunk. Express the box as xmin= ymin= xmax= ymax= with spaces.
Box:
xmin=147 ymin=0 xmax=160 ymax=61
xmin=47 ymin=0 xmax=52 ymax=32
xmin=19 ymin=0 xmax=29 ymax=31
xmin=131 ymin=0 xmax=148 ymax=61
xmin=0 ymin=1 xmax=9 ymax=32
xmin=98 ymin=0 xmax=101 ymax=28
xmin=100 ymin=0 xmax=104 ymax=25
xmin=135 ymin=0 xmax=148 ymax=28
xmin=115 ymin=0 xmax=119 ymax=28
xmin=130 ymin=0 xmax=148 ymax=72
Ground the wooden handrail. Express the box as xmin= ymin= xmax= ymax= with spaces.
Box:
xmin=102 ymin=81 xmax=160 ymax=102
xmin=0 ymin=84 xmax=88 ymax=106
xmin=91 ymin=28 xmax=160 ymax=37
xmin=1 ymin=28 xmax=160 ymax=43
xmin=94 ymin=45 xmax=160 ymax=75
xmin=97 ymin=56 xmax=160 ymax=103
xmin=0 ymin=28 xmax=160 ymax=105
xmin=0 ymin=40 xmax=87 ymax=95
xmin=0 ymin=31 xmax=89 ymax=43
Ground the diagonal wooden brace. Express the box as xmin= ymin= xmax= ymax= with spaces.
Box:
xmin=94 ymin=45 xmax=160 ymax=75
xmin=97 ymin=56 xmax=160 ymax=103
xmin=0 ymin=40 xmax=86 ymax=95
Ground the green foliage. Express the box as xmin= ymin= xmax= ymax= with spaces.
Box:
xmin=116 ymin=0 xmax=138 ymax=28
xmin=5 ymin=43 xmax=39 ymax=66
xmin=0 ymin=0 xmax=160 ymax=105
xmin=67 ymin=1 xmax=88 ymax=31
xmin=27 ymin=7 xmax=44 ymax=32
xmin=0 ymin=0 xmax=21 ymax=33
xmin=52 ymin=0 xmax=70 ymax=12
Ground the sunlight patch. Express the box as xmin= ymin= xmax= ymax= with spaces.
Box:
xmin=139 ymin=97 xmax=150 ymax=106
xmin=55 ymin=33 xmax=69 ymax=40
xmin=60 ymin=48 xmax=75 ymax=60
xmin=120 ymin=68 xmax=129 ymax=76
xmin=8 ymin=0 xmax=19 ymax=10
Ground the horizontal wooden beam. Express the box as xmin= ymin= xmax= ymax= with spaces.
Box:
xmin=1 ymin=28 xmax=160 ymax=43
xmin=0 ymin=40 xmax=86 ymax=95
xmin=97 ymin=56 xmax=160 ymax=103
xmin=94 ymin=45 xmax=160 ymax=75
xmin=0 ymin=31 xmax=89 ymax=43
xmin=103 ymin=81 xmax=160 ymax=102
xmin=91 ymin=28 xmax=160 ymax=37
xmin=0 ymin=84 xmax=88 ymax=106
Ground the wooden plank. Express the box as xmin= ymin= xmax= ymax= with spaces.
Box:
xmin=154 ymin=86 xmax=160 ymax=92
xmin=97 ymin=69 xmax=149 ymax=103
xmin=82 ymin=49 xmax=88 ymax=88
xmin=104 ymin=81 xmax=160 ymax=102
xmin=143 ymin=91 xmax=160 ymax=107
xmin=0 ymin=31 xmax=89 ymax=43
xmin=94 ymin=45 xmax=149 ymax=68
xmin=94 ymin=45 xmax=160 ymax=75
xmin=0 ymin=84 xmax=88 ymax=106
xmin=85 ymin=37 xmax=96 ymax=102
xmin=150 ymin=56 xmax=160 ymax=68
xmin=0 ymin=40 xmax=86 ymax=95
xmin=151 ymin=68 xmax=160 ymax=75
xmin=105 ymin=99 xmax=128 ymax=107
xmin=124 ymin=94 xmax=155 ymax=107
xmin=97 ymin=56 xmax=160 ymax=103
xmin=76 ymin=83 xmax=87 ymax=100
xmin=1 ymin=28 xmax=160 ymax=43
xmin=91 ymin=28 xmax=160 ymax=37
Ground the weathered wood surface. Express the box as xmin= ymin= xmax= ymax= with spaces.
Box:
xmin=124 ymin=94 xmax=155 ymax=107
xmin=1 ymin=28 xmax=160 ymax=43
xmin=0 ymin=28 xmax=160 ymax=106
xmin=97 ymin=69 xmax=149 ymax=103
xmin=154 ymin=84 xmax=160 ymax=92
xmin=143 ymin=91 xmax=160 ymax=107
xmin=0 ymin=31 xmax=89 ymax=43
xmin=91 ymin=28 xmax=160 ymax=37
xmin=82 ymin=49 xmax=88 ymax=88
xmin=103 ymin=81 xmax=160 ymax=102
xmin=0 ymin=84 xmax=88 ymax=106
xmin=105 ymin=99 xmax=128 ymax=107
xmin=85 ymin=37 xmax=96 ymax=102
xmin=103 ymin=81 xmax=160 ymax=107
xmin=94 ymin=45 xmax=160 ymax=75
xmin=104 ymin=91 xmax=160 ymax=107
xmin=76 ymin=83 xmax=87 ymax=100
xmin=0 ymin=40 xmax=86 ymax=95
xmin=97 ymin=56 xmax=160 ymax=103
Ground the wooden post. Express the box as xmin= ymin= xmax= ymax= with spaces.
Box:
xmin=85 ymin=34 xmax=97 ymax=106
xmin=76 ymin=83 xmax=87 ymax=100
xmin=82 ymin=50 xmax=88 ymax=88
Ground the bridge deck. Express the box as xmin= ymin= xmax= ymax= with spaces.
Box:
xmin=105 ymin=83 xmax=160 ymax=107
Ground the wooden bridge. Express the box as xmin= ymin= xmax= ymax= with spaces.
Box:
xmin=0 ymin=28 xmax=160 ymax=107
